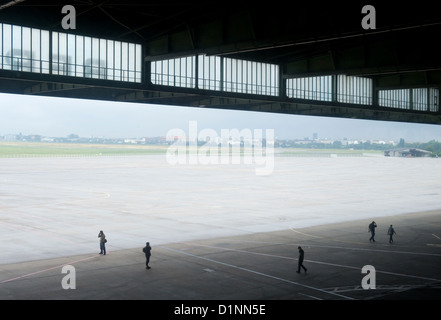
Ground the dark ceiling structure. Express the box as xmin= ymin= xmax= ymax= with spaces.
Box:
xmin=0 ymin=0 xmax=440 ymax=125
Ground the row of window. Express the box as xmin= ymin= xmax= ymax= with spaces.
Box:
xmin=287 ymin=76 xmax=438 ymax=112
xmin=1 ymin=22 xmax=439 ymax=112
xmin=152 ymin=57 xmax=439 ymax=112
xmin=379 ymin=88 xmax=439 ymax=112
xmin=0 ymin=24 xmax=50 ymax=74
xmin=287 ymin=74 xmax=373 ymax=105
xmin=0 ymin=23 xmax=142 ymax=82
xmin=151 ymin=55 xmax=279 ymax=96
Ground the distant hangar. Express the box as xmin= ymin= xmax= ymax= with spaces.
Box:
xmin=384 ymin=148 xmax=434 ymax=157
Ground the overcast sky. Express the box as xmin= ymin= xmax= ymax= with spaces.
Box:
xmin=1 ymin=92 xmax=440 ymax=142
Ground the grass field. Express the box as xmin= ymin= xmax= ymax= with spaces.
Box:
xmin=0 ymin=141 xmax=383 ymax=158
xmin=0 ymin=141 xmax=169 ymax=157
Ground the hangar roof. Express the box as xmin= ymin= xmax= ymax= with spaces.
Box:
xmin=0 ymin=1 xmax=440 ymax=124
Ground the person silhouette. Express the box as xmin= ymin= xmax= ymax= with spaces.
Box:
xmin=98 ymin=230 xmax=106 ymax=255
xmin=143 ymin=242 xmax=152 ymax=269
xmin=368 ymin=221 xmax=377 ymax=242
xmin=296 ymin=246 xmax=307 ymax=274
xmin=387 ymin=224 xmax=396 ymax=243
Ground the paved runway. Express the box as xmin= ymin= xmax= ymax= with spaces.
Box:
xmin=0 ymin=210 xmax=440 ymax=303
xmin=0 ymin=155 xmax=440 ymax=305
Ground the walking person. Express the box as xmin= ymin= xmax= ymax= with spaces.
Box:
xmin=387 ymin=224 xmax=396 ymax=243
xmin=368 ymin=221 xmax=377 ymax=242
xmin=143 ymin=242 xmax=152 ymax=269
xmin=296 ymin=246 xmax=307 ymax=274
xmin=98 ymin=230 xmax=107 ymax=255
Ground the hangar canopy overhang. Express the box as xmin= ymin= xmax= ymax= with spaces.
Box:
xmin=0 ymin=1 xmax=440 ymax=125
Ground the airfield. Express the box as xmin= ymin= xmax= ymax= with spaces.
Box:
xmin=0 ymin=151 xmax=441 ymax=302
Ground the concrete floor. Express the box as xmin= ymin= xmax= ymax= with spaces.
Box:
xmin=1 ymin=210 xmax=440 ymax=302
xmin=1 ymin=155 xmax=440 ymax=309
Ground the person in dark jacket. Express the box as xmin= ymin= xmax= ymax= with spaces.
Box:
xmin=368 ymin=221 xmax=377 ymax=242
xmin=296 ymin=246 xmax=307 ymax=274
xmin=143 ymin=242 xmax=152 ymax=269
xmin=387 ymin=224 xmax=396 ymax=243
xmin=98 ymin=230 xmax=106 ymax=255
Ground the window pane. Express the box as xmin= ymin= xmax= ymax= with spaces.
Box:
xmin=91 ymin=37 xmax=99 ymax=79
xmin=128 ymin=43 xmax=135 ymax=82
xmin=114 ymin=41 xmax=121 ymax=81
xmin=75 ymin=35 xmax=83 ymax=77
xmin=84 ymin=36 xmax=92 ymax=77
xmin=3 ymin=25 xmax=12 ymax=70
xmin=12 ymin=25 xmax=21 ymax=71
xmin=31 ymin=29 xmax=40 ymax=72
xmin=107 ymin=40 xmax=114 ymax=80
xmin=121 ymin=42 xmax=128 ymax=81
xmin=135 ymin=44 xmax=142 ymax=83
xmin=22 ymin=27 xmax=31 ymax=72
xmin=41 ymin=30 xmax=49 ymax=73
xmin=58 ymin=33 xmax=67 ymax=75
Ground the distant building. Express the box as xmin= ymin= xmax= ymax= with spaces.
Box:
xmin=4 ymin=134 xmax=18 ymax=141
xmin=384 ymin=148 xmax=433 ymax=157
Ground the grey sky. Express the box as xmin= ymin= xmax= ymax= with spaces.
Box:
xmin=1 ymin=92 xmax=440 ymax=142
